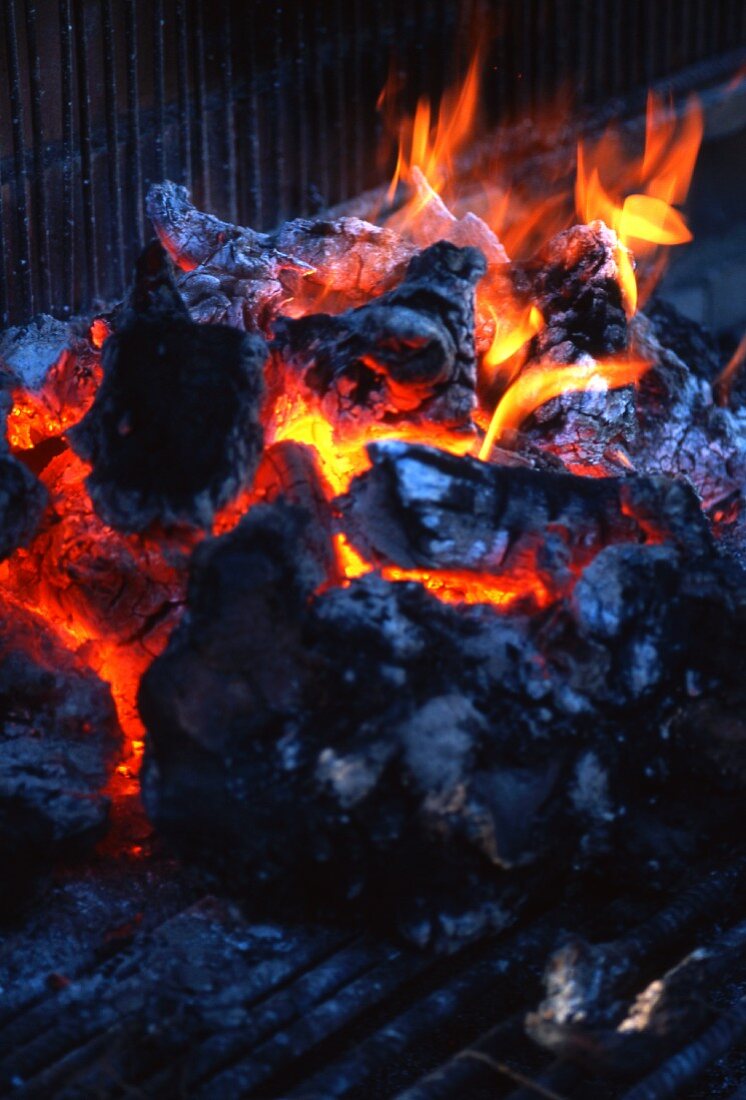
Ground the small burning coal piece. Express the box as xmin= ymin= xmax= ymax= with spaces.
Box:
xmin=338 ymin=441 xmax=711 ymax=589
xmin=0 ymin=451 xmax=47 ymax=562
xmin=273 ymin=240 xmax=486 ymax=426
xmin=511 ymin=220 xmax=629 ymax=363
xmin=147 ymin=181 xmax=416 ymax=327
xmin=70 ymin=241 xmax=266 ymax=531
xmin=0 ymin=594 xmax=121 ymax=910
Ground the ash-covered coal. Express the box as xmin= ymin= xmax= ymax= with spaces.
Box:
xmin=272 ymin=241 xmax=486 ymax=426
xmin=0 ymin=594 xmax=121 ymax=909
xmin=140 ymin=462 xmax=742 ymax=950
xmin=0 ymin=378 xmax=48 ymax=560
xmin=0 ymin=451 xmax=47 ymax=563
xmin=516 ymin=306 xmax=746 ymax=554
xmin=510 ymin=220 xmax=629 ymax=363
xmin=70 ymin=241 xmax=266 ymax=531
xmin=147 ymin=181 xmax=415 ymax=329
xmin=338 ymin=440 xmax=711 ymax=589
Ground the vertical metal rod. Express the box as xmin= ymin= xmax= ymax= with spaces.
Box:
xmin=101 ymin=0 xmax=125 ymax=292
xmin=153 ymin=0 xmax=166 ymax=182
xmin=272 ymin=5 xmax=287 ymax=223
xmin=59 ymin=0 xmax=74 ymax=314
xmin=313 ymin=3 xmax=331 ymax=208
xmin=296 ymin=4 xmax=310 ymax=215
xmin=352 ymin=0 xmax=364 ymax=196
xmin=245 ymin=2 xmax=262 ymax=226
xmin=124 ymin=0 xmax=144 ymax=249
xmin=176 ymin=0 xmax=193 ymax=193
xmin=220 ymin=0 xmax=237 ymax=223
xmin=25 ymin=0 xmax=51 ymax=312
xmin=334 ymin=0 xmax=348 ymax=205
xmin=0 ymin=8 xmax=7 ymax=325
xmin=192 ymin=0 xmax=211 ymax=209
xmin=73 ymin=0 xmax=99 ymax=305
xmin=5 ymin=0 xmax=34 ymax=317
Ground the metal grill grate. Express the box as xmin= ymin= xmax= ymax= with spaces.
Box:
xmin=0 ymin=0 xmax=745 ymax=325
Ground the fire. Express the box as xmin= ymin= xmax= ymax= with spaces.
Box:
xmin=381 ymin=49 xmax=482 ymax=205
xmin=269 ymin=385 xmax=475 ymax=497
xmin=90 ymin=317 xmax=110 ymax=349
xmin=575 ymin=92 xmax=703 ymax=313
xmin=481 ymin=304 xmax=544 ymax=385
xmin=479 ymin=354 xmax=651 ymax=460
xmin=332 ymin=534 xmax=551 ymax=611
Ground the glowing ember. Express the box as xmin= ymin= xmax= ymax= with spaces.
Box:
xmin=89 ymin=317 xmax=111 ymax=349
xmin=479 ymin=354 xmax=652 ymax=460
xmin=0 ymin=49 xmax=711 ymax=802
xmin=575 ymin=92 xmax=703 ymax=312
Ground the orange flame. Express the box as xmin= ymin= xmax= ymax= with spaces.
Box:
xmin=381 ymin=49 xmax=482 ymax=206
xmin=479 ymin=354 xmax=651 ymax=460
xmin=576 ymin=93 xmax=703 ymax=313
xmin=482 ymin=304 xmax=544 ymax=385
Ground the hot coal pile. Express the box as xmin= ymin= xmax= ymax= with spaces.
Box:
xmin=2 ymin=87 xmax=746 ymax=958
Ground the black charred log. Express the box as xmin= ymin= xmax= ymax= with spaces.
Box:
xmin=0 ymin=452 xmax=47 ymax=562
xmin=70 ymin=241 xmax=266 ymax=531
xmin=272 ymin=241 xmax=486 ymax=426
xmin=0 ymin=595 xmax=121 ymax=909
xmin=338 ymin=441 xmax=711 ymax=583
xmin=147 ymin=181 xmax=415 ymax=329
xmin=511 ymin=220 xmax=629 ymax=363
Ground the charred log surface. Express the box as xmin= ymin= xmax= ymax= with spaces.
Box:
xmin=4 ymin=452 xmax=188 ymax=651
xmin=147 ymin=181 xmax=415 ymax=330
xmin=515 ymin=312 xmax=746 ymax=557
xmin=70 ymin=242 xmax=266 ymax=531
xmin=387 ymin=166 xmax=509 ymax=265
xmin=0 ymin=452 xmax=47 ymax=562
xmin=338 ymin=441 xmax=711 ymax=583
xmin=272 ymin=242 xmax=486 ymax=427
xmin=527 ymin=915 xmax=746 ymax=1078
xmin=0 ymin=595 xmax=121 ymax=908
xmin=140 ymin=481 xmax=741 ymax=951
xmin=511 ymin=221 xmax=629 ymax=362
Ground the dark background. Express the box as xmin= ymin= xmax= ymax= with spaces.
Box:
xmin=1 ymin=0 xmax=744 ymax=325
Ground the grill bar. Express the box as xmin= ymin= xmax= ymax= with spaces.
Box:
xmin=0 ymin=0 xmax=742 ymax=325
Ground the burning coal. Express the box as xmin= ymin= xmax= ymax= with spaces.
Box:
xmin=1 ymin=52 xmax=745 ymax=948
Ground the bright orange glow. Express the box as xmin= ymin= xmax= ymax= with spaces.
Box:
xmin=576 ymin=93 xmax=703 ymax=313
xmin=482 ymin=304 xmax=544 ymax=385
xmin=90 ymin=317 xmax=110 ymax=349
xmin=8 ymin=384 xmax=85 ymax=450
xmin=332 ymin=535 xmax=552 ymax=610
xmin=382 ymin=49 xmax=482 ymax=204
xmin=269 ymin=384 xmax=475 ymax=497
xmin=479 ymin=354 xmax=651 ymax=460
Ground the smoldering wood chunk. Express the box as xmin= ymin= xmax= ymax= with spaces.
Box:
xmin=250 ymin=440 xmax=339 ymax=583
xmin=527 ymin=917 xmax=746 ymax=1076
xmin=146 ymin=181 xmax=244 ymax=267
xmin=70 ymin=241 xmax=266 ymax=531
xmin=176 ymin=238 xmax=309 ymax=334
xmin=139 ymin=494 xmax=736 ymax=950
xmin=387 ymin=166 xmax=509 ymax=264
xmin=5 ymin=452 xmax=188 ymax=652
xmin=517 ymin=311 xmax=746 ymax=537
xmin=0 ymin=595 xmax=121 ymax=909
xmin=272 ymin=241 xmax=486 ymax=426
xmin=147 ymin=181 xmax=415 ymax=329
xmin=511 ymin=220 xmax=628 ymax=362
xmin=645 ymin=298 xmax=722 ymax=383
xmin=139 ymin=509 xmax=572 ymax=951
xmin=0 ymin=453 xmax=47 ymax=562
xmin=271 ymin=215 xmax=415 ymax=307
xmin=338 ymin=441 xmax=711 ymax=586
